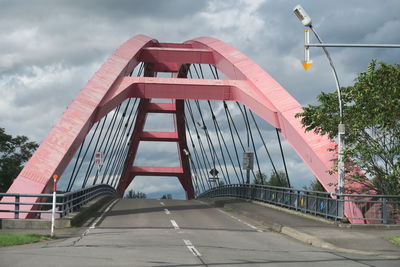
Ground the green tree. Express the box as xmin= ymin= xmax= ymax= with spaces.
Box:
xmin=125 ymin=190 xmax=147 ymax=199
xmin=266 ymin=170 xmax=289 ymax=187
xmin=0 ymin=128 xmax=38 ymax=192
xmin=253 ymin=171 xmax=267 ymax=185
xmin=296 ymin=60 xmax=400 ymax=195
xmin=303 ymin=179 xmax=326 ymax=192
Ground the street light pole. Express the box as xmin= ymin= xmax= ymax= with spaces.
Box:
xmin=308 ymin=26 xmax=346 ymax=195
xmin=293 ymin=5 xmax=346 ymax=195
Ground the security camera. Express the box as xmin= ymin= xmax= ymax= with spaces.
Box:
xmin=293 ymin=5 xmax=312 ymax=27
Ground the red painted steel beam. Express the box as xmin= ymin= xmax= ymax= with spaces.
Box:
xmin=140 ymin=131 xmax=179 ymax=142
xmin=117 ymin=99 xmax=150 ymax=196
xmin=97 ymin=77 xmax=279 ymax=127
xmin=139 ymin=47 xmax=215 ymax=65
xmin=174 ymin=99 xmax=194 ymax=199
xmin=153 ymin=62 xmax=180 ymax=72
xmin=157 ymin=43 xmax=193 ymax=49
xmin=130 ymin=166 xmax=183 ymax=176
xmin=147 ymin=103 xmax=177 ymax=113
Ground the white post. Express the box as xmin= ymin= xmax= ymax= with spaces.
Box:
xmin=337 ymin=123 xmax=345 ymax=219
xmin=304 ymin=29 xmax=310 ymax=62
xmin=51 ymin=174 xmax=58 ymax=237
xmin=338 ymin=123 xmax=345 ymax=194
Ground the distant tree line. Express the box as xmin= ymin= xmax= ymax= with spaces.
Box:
xmin=161 ymin=194 xmax=172 ymax=199
xmin=124 ymin=190 xmax=147 ymax=199
xmin=254 ymin=170 xmax=325 ymax=192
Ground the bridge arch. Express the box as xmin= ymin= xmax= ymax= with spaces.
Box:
xmin=3 ymin=34 xmax=359 ymax=220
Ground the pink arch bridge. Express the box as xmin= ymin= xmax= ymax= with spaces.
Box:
xmin=3 ymin=35 xmax=365 ymax=221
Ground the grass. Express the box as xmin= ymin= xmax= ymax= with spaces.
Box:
xmin=0 ymin=233 xmax=51 ymax=247
xmin=385 ymin=236 xmax=400 ymax=246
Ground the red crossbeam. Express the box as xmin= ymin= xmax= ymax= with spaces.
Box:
xmin=147 ymin=103 xmax=177 ymax=113
xmin=139 ymin=47 xmax=214 ymax=65
xmin=140 ymin=131 xmax=179 ymax=142
xmin=130 ymin=166 xmax=183 ymax=176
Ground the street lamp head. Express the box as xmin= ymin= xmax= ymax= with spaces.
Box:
xmin=293 ymin=4 xmax=312 ymax=27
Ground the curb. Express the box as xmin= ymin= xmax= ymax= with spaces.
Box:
xmin=0 ymin=218 xmax=71 ymax=230
xmin=271 ymin=223 xmax=378 ymax=255
xmin=337 ymin=223 xmax=400 ymax=230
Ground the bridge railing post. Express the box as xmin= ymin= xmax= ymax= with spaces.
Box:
xmin=60 ymin=194 xmax=67 ymax=217
xmin=305 ymin=191 xmax=309 ymax=213
xmin=68 ymin=193 xmax=73 ymax=214
xmin=337 ymin=195 xmax=344 ymax=220
xmin=14 ymin=195 xmax=20 ymax=219
xmin=382 ymin=198 xmax=388 ymax=224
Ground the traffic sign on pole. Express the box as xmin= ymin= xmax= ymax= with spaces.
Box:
xmin=94 ymin=152 xmax=103 ymax=166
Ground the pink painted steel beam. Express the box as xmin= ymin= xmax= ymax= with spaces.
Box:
xmin=97 ymin=77 xmax=279 ymax=127
xmin=139 ymin=47 xmax=214 ymax=65
xmin=153 ymin=63 xmax=180 ymax=72
xmin=130 ymin=166 xmax=183 ymax=176
xmin=157 ymin=43 xmax=193 ymax=49
xmin=147 ymin=103 xmax=177 ymax=113
xmin=140 ymin=131 xmax=179 ymax=142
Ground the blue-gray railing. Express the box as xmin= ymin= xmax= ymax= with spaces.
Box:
xmin=197 ymin=184 xmax=400 ymax=224
xmin=0 ymin=184 xmax=117 ymax=219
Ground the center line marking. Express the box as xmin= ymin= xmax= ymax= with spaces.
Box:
xmin=160 ymin=202 xmax=165 ymax=206
xmin=170 ymin=219 xmax=180 ymax=230
xmin=164 ymin=208 xmax=170 ymax=215
xmin=183 ymin=239 xmax=202 ymax=257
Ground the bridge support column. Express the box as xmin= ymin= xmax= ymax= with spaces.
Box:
xmin=116 ymin=97 xmax=194 ymax=199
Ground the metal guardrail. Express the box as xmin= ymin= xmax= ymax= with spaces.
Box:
xmin=0 ymin=184 xmax=118 ymax=219
xmin=197 ymin=184 xmax=400 ymax=224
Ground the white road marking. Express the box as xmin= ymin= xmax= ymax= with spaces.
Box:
xmin=170 ymin=219 xmax=180 ymax=230
xmin=183 ymin=239 xmax=202 ymax=257
xmin=164 ymin=208 xmax=170 ymax=215
xmin=160 ymin=202 xmax=165 ymax=206
xmin=218 ymin=208 xmax=263 ymax=232
xmin=183 ymin=239 xmax=192 ymax=246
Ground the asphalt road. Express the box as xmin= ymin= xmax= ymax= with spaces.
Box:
xmin=1 ymin=199 xmax=399 ymax=266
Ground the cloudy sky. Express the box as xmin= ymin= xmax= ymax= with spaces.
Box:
xmin=1 ymin=0 xmax=399 ymax=198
